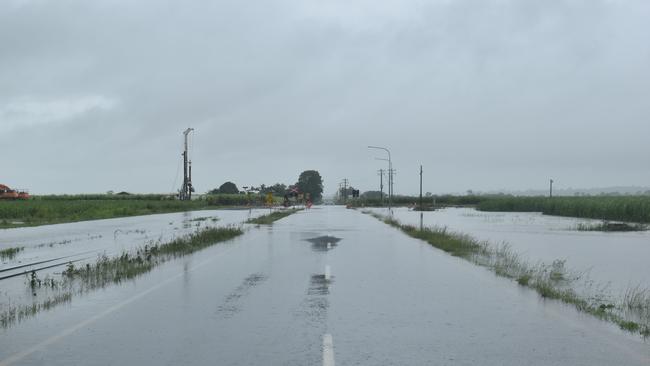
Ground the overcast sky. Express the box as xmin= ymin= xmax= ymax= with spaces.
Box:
xmin=1 ymin=0 xmax=649 ymax=196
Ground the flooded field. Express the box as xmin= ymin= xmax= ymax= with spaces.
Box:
xmin=365 ymin=207 xmax=650 ymax=298
xmin=0 ymin=209 xmax=269 ymax=319
xmin=1 ymin=207 xmax=649 ymax=365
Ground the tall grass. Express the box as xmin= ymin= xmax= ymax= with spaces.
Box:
xmin=364 ymin=211 xmax=650 ymax=337
xmin=477 ymin=196 xmax=650 ymax=223
xmin=0 ymin=194 xmax=275 ymax=228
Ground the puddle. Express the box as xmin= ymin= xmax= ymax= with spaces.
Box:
xmin=305 ymin=235 xmax=341 ymax=252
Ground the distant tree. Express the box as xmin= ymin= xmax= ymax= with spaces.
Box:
xmin=360 ymin=190 xmax=382 ymax=199
xmin=296 ymin=170 xmax=323 ymax=202
xmin=211 ymin=181 xmax=239 ymax=194
xmin=268 ymin=183 xmax=287 ymax=196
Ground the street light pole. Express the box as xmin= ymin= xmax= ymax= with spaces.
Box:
xmin=368 ymin=146 xmax=392 ymax=210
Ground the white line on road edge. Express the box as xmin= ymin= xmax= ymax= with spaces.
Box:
xmin=322 ymin=333 xmax=335 ymax=366
xmin=0 ymin=247 xmax=236 ymax=366
xmin=324 ymin=265 xmax=331 ymax=281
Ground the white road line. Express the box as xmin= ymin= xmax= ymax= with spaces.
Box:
xmin=322 ymin=333 xmax=335 ymax=366
xmin=0 ymin=247 xmax=235 ymax=366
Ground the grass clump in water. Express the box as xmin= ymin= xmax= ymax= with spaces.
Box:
xmin=575 ymin=221 xmax=647 ymax=232
xmin=63 ymin=226 xmax=243 ymax=289
xmin=0 ymin=246 xmax=24 ymax=260
xmin=247 ymin=209 xmax=299 ymax=225
xmin=0 ymin=292 xmax=72 ymax=329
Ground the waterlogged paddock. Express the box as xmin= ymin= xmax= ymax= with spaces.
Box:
xmin=0 ymin=209 xmax=269 ymax=321
xmin=367 ymin=207 xmax=650 ymax=298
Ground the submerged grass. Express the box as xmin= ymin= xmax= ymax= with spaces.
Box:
xmin=0 ymin=246 xmax=24 ymax=260
xmin=247 ymin=209 xmax=299 ymax=225
xmin=575 ymin=221 xmax=647 ymax=232
xmin=0 ymin=292 xmax=72 ymax=329
xmin=364 ymin=210 xmax=650 ymax=337
xmin=63 ymin=226 xmax=243 ymax=289
xmin=0 ymin=225 xmax=243 ymax=329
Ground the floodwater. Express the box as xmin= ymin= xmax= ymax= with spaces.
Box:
xmin=366 ymin=207 xmax=650 ymax=297
xmin=1 ymin=206 xmax=649 ymax=365
xmin=0 ymin=209 xmax=269 ymax=308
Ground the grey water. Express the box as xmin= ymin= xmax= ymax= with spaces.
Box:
xmin=1 ymin=207 xmax=648 ymax=365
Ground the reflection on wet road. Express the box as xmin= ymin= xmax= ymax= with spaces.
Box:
xmin=1 ymin=207 xmax=649 ymax=365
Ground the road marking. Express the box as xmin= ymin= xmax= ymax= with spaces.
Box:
xmin=0 ymin=247 xmax=234 ymax=366
xmin=322 ymin=333 xmax=335 ymax=366
xmin=324 ymin=265 xmax=331 ymax=281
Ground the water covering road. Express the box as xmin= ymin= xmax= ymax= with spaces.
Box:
xmin=1 ymin=206 xmax=649 ymax=365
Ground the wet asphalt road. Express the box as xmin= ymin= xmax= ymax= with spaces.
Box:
xmin=1 ymin=206 xmax=649 ymax=365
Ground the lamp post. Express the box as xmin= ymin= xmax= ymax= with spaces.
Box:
xmin=368 ymin=146 xmax=392 ymax=210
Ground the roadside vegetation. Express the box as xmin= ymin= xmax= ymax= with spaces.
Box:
xmin=1 ymin=208 xmax=302 ymax=329
xmin=0 ymin=194 xmax=280 ymax=229
xmin=247 ymin=209 xmax=300 ymax=225
xmin=364 ymin=210 xmax=650 ymax=338
xmin=476 ymin=196 xmax=650 ymax=224
xmin=0 ymin=225 xmax=243 ymax=329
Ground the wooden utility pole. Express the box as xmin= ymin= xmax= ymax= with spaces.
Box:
xmin=419 ymin=165 xmax=423 ymax=210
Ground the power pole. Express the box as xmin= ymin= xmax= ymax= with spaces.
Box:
xmin=378 ymin=169 xmax=384 ymax=205
xmin=179 ymin=128 xmax=194 ymax=201
xmin=367 ymin=146 xmax=392 ymax=210
xmin=419 ymin=165 xmax=423 ymax=210
xmin=388 ymin=167 xmax=395 ymax=207
xmin=550 ymin=179 xmax=554 ymax=198
xmin=342 ymin=178 xmax=349 ymax=202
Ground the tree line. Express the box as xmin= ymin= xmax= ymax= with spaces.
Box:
xmin=208 ymin=170 xmax=324 ymax=203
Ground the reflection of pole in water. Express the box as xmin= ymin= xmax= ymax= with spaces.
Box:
xmin=420 ymin=212 xmax=423 ymax=231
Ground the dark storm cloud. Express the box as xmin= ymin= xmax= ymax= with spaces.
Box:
xmin=1 ymin=0 xmax=649 ymax=195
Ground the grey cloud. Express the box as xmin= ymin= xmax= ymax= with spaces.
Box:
xmin=1 ymin=0 xmax=649 ymax=195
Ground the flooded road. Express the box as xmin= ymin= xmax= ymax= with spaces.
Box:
xmin=1 ymin=206 xmax=649 ymax=365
